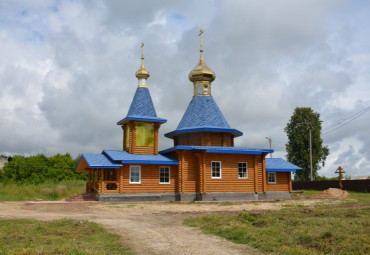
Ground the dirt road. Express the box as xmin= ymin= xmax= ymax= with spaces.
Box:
xmin=0 ymin=200 xmax=321 ymax=255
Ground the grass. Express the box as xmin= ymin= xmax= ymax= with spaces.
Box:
xmin=0 ymin=218 xmax=133 ymax=255
xmin=184 ymin=204 xmax=370 ymax=254
xmin=218 ymin=202 xmax=243 ymax=206
xmin=0 ymin=180 xmax=86 ymax=201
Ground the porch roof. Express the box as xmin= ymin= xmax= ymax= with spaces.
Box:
xmin=103 ymin=150 xmax=179 ymax=165
xmin=265 ymin=158 xmax=302 ymax=172
xmin=81 ymin=154 xmax=122 ymax=169
xmin=160 ymin=145 xmax=273 ymax=155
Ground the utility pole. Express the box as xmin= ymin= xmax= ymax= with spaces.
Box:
xmin=309 ymin=128 xmax=313 ymax=181
xmin=265 ymin=137 xmax=272 ymax=158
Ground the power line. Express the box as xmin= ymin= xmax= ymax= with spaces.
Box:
xmin=323 ymin=106 xmax=370 ymax=136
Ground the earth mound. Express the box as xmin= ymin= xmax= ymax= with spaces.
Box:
xmin=311 ymin=188 xmax=348 ymax=199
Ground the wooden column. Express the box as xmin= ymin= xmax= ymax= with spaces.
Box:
xmin=119 ymin=167 xmax=124 ymax=193
xmin=129 ymin=121 xmax=136 ymax=154
xmin=254 ymin=156 xmax=258 ymax=193
xmin=121 ymin=125 xmax=126 ymax=150
xmin=154 ymin=123 xmax=159 ymax=155
xmin=288 ymin=173 xmax=292 ymax=192
xmin=179 ymin=151 xmax=184 ymax=193
xmin=202 ymin=151 xmax=206 ymax=194
xmin=262 ymin=154 xmax=267 ymax=193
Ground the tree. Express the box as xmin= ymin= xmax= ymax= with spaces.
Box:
xmin=284 ymin=107 xmax=329 ymax=181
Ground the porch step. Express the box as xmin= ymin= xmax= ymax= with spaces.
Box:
xmin=66 ymin=193 xmax=97 ymax=202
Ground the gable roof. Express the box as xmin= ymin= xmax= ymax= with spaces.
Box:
xmin=265 ymin=158 xmax=302 ymax=172
xmin=117 ymin=87 xmax=167 ymax=124
xmin=165 ymin=96 xmax=242 ymax=137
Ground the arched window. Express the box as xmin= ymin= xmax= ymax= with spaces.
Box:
xmin=204 ymin=85 xmax=208 ymax=95
xmin=197 ymin=85 xmax=202 ymax=95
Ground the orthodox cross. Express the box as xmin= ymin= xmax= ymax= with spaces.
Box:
xmin=335 ymin=166 xmax=346 ymax=190
xmin=199 ymin=29 xmax=204 ymax=51
xmin=141 ymin=42 xmax=144 ymax=59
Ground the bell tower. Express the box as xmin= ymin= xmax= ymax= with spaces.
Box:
xmin=117 ymin=43 xmax=167 ymax=155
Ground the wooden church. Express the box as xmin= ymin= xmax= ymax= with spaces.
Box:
xmin=75 ymin=32 xmax=301 ymax=201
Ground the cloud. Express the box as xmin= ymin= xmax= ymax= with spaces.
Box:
xmin=0 ymin=0 xmax=369 ymax=177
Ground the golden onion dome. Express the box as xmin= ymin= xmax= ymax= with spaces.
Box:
xmin=188 ymin=51 xmax=216 ymax=82
xmin=136 ymin=42 xmax=150 ymax=79
xmin=188 ymin=29 xmax=216 ymax=83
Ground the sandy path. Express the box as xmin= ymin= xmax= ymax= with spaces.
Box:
xmin=0 ymin=200 xmax=323 ymax=255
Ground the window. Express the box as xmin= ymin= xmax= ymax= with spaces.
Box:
xmin=130 ymin=166 xmax=141 ymax=184
xmin=268 ymin=172 xmax=276 ymax=184
xmin=159 ymin=167 xmax=170 ymax=184
xmin=124 ymin=125 xmax=130 ymax=149
xmin=135 ymin=122 xmax=154 ymax=146
xmin=211 ymin=161 xmax=221 ymax=179
xmin=197 ymin=85 xmax=202 ymax=95
xmin=238 ymin=162 xmax=248 ymax=179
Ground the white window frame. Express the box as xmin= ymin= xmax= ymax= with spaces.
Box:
xmin=159 ymin=166 xmax=170 ymax=184
xmin=238 ymin=162 xmax=248 ymax=179
xmin=129 ymin=165 xmax=141 ymax=184
xmin=211 ymin=161 xmax=222 ymax=179
xmin=268 ymin=172 xmax=277 ymax=184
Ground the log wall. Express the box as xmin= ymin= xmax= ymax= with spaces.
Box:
xmin=120 ymin=164 xmax=178 ymax=193
xmin=266 ymin=172 xmax=290 ymax=191
xmin=174 ymin=132 xmax=233 ymax=146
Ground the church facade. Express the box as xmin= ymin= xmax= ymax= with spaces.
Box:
xmin=75 ymin=35 xmax=301 ymax=202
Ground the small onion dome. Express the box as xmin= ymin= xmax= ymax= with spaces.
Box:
xmin=135 ymin=57 xmax=150 ymax=79
xmin=188 ymin=51 xmax=216 ymax=82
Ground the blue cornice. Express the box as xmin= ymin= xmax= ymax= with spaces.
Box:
xmin=164 ymin=127 xmax=243 ymax=138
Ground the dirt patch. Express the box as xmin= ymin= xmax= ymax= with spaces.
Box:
xmin=311 ymin=188 xmax=348 ymax=199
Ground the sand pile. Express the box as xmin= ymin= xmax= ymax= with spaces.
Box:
xmin=311 ymin=188 xmax=348 ymax=199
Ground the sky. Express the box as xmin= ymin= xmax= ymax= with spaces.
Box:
xmin=0 ymin=0 xmax=369 ymax=178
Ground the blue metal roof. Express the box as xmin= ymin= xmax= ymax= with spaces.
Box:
xmin=165 ymin=96 xmax=242 ymax=137
xmin=160 ymin=146 xmax=273 ymax=155
xmin=103 ymin=150 xmax=179 ymax=165
xmin=81 ymin=154 xmax=122 ymax=168
xmin=265 ymin=158 xmax=302 ymax=172
xmin=117 ymin=87 xmax=167 ymax=124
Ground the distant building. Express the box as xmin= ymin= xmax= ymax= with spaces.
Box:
xmin=75 ymin=33 xmax=301 ymax=201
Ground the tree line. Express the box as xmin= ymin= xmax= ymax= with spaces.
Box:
xmin=0 ymin=153 xmax=87 ymax=184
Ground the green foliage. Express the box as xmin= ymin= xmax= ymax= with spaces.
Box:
xmin=184 ymin=207 xmax=370 ymax=255
xmin=284 ymin=107 xmax=329 ymax=181
xmin=0 ymin=180 xmax=86 ymax=201
xmin=0 ymin=153 xmax=87 ymax=184
xmin=314 ymin=175 xmax=338 ymax=181
xmin=0 ymin=219 xmax=133 ymax=254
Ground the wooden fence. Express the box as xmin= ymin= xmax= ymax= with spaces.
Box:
xmin=292 ymin=180 xmax=370 ymax=193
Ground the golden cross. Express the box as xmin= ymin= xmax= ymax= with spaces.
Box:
xmin=141 ymin=42 xmax=144 ymax=59
xmin=199 ymin=29 xmax=204 ymax=51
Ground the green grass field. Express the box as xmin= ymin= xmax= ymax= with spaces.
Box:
xmin=0 ymin=180 xmax=86 ymax=201
xmin=184 ymin=191 xmax=370 ymax=254
xmin=0 ymin=218 xmax=132 ymax=255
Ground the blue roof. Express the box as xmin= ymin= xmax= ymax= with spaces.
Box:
xmin=160 ymin=146 xmax=273 ymax=155
xmin=81 ymin=154 xmax=122 ymax=168
xmin=117 ymin=87 xmax=167 ymax=124
xmin=265 ymin=158 xmax=302 ymax=172
xmin=165 ymin=96 xmax=242 ymax=137
xmin=103 ymin=150 xmax=179 ymax=165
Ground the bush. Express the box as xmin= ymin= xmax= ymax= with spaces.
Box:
xmin=0 ymin=153 xmax=87 ymax=184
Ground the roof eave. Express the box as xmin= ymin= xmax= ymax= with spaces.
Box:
xmin=164 ymin=127 xmax=243 ymax=138
xmin=117 ymin=116 xmax=167 ymax=125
